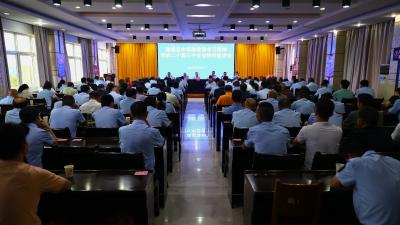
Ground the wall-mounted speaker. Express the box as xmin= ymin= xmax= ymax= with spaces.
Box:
xmin=115 ymin=46 xmax=120 ymax=54
xmin=276 ymin=47 xmax=281 ymax=54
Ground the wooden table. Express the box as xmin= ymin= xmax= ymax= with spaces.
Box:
xmin=39 ymin=171 xmax=155 ymax=225
xmin=244 ymin=171 xmax=359 ymax=225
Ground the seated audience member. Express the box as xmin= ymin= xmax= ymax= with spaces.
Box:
xmin=0 ymin=89 xmax=18 ymax=105
xmin=120 ymin=88 xmax=137 ymax=115
xmin=343 ymin=94 xmax=373 ymax=129
xmin=223 ymin=90 xmax=243 ymax=114
xmin=392 ymin=122 xmax=400 ymax=142
xmin=156 ymin=92 xmax=176 ymax=113
xmin=273 ymin=98 xmax=301 ymax=128
xmin=74 ymin=85 xmax=90 ymax=106
xmin=232 ymin=81 xmax=240 ymax=91
xmin=294 ymin=99 xmax=342 ymax=169
xmin=232 ymin=98 xmax=258 ymax=128
xmin=388 ymin=96 xmax=400 ymax=122
xmin=75 ymin=77 xmax=88 ymax=92
xmin=147 ymin=83 xmax=161 ymax=95
xmin=291 ymin=90 xmax=315 ymax=115
xmin=0 ymin=124 xmax=71 ymax=225
xmin=315 ymin=79 xmax=332 ymax=98
xmin=92 ymin=94 xmax=126 ymax=128
xmin=216 ymin=85 xmax=233 ymax=106
xmin=244 ymin=102 xmax=290 ymax=155
xmin=144 ymin=96 xmax=171 ymax=127
xmin=87 ymin=78 xmax=97 ymax=91
xmin=57 ymin=79 xmax=66 ymax=92
xmin=136 ymin=86 xmax=147 ymax=101
xmin=164 ymin=87 xmax=180 ymax=108
xmin=50 ymin=95 xmax=85 ymax=138
xmin=212 ymin=80 xmax=226 ymax=101
xmin=257 ymin=81 xmax=270 ymax=100
xmin=306 ymin=78 xmax=319 ymax=93
xmin=240 ymin=83 xmax=249 ymax=100
xmin=261 ymin=90 xmax=279 ymax=112
xmin=290 ymin=78 xmax=303 ymax=94
xmin=330 ymin=133 xmax=400 ymax=225
xmin=17 ymin=84 xmax=33 ymax=99
xmin=171 ymin=81 xmax=183 ymax=101
xmin=20 ymin=107 xmax=57 ymax=168
xmin=96 ymin=84 xmax=108 ymax=96
xmin=5 ymin=97 xmax=27 ymax=124
xmin=308 ymin=93 xmax=345 ymax=127
xmin=79 ymin=91 xmax=101 ymax=114
xmin=205 ymin=76 xmax=217 ymax=90
xmin=108 ymin=84 xmax=123 ymax=106
xmin=37 ymin=81 xmax=59 ymax=109
xmin=333 ymin=79 xmax=354 ymax=102
xmin=355 ymin=79 xmax=374 ymax=97
xmin=62 ymin=82 xmax=78 ymax=96
xmin=384 ymin=88 xmax=400 ymax=109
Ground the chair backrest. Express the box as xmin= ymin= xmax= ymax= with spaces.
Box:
xmin=94 ymin=152 xmax=145 ymax=170
xmin=371 ymin=98 xmax=384 ymax=110
xmin=379 ymin=152 xmax=400 ymax=161
xmin=52 ymin=127 xmax=72 ymax=139
xmin=252 ymin=153 xmax=304 ymax=170
xmin=233 ymin=127 xmax=249 ymax=139
xmin=300 ymin=114 xmax=310 ymax=124
xmin=0 ymin=104 xmax=14 ymax=114
xmin=29 ymin=98 xmax=47 ymax=105
xmin=221 ymin=113 xmax=232 ymax=122
xmin=76 ymin=127 xmax=119 ymax=137
xmin=383 ymin=113 xmax=398 ymax=126
xmin=271 ymin=180 xmax=324 ymax=225
xmin=286 ymin=127 xmax=301 ymax=138
xmin=311 ymin=152 xmax=346 ymax=170
xmin=42 ymin=146 xmax=96 ymax=170
xmin=216 ymin=105 xmax=230 ymax=111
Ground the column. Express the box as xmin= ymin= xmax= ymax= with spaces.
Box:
xmin=295 ymin=40 xmax=308 ymax=80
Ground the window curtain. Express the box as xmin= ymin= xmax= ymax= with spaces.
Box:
xmin=80 ymin=38 xmax=90 ymax=78
xmin=116 ymin=43 xmax=158 ymax=80
xmin=0 ymin=19 xmax=10 ymax=96
xmin=235 ymin=44 xmax=275 ymax=78
xmin=282 ymin=43 xmax=296 ymax=79
xmin=34 ymin=26 xmax=52 ymax=85
xmin=343 ymin=20 xmax=394 ymax=92
xmin=89 ymin=40 xmax=99 ymax=78
xmin=306 ymin=35 xmax=328 ymax=85
xmin=106 ymin=43 xmax=116 ymax=74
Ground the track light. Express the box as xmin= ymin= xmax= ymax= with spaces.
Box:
xmin=160 ymin=36 xmax=163 ymax=40
xmin=84 ymin=0 xmax=91 ymax=6
xmin=132 ymin=35 xmax=136 ymax=40
xmin=107 ymin=23 xmax=112 ymax=29
xmin=249 ymin=24 xmax=255 ymax=31
xmin=247 ymin=36 xmax=251 ymax=41
xmin=252 ymin=0 xmax=260 ymax=9
xmin=282 ymin=0 xmax=290 ymax=8
xmin=163 ymin=24 xmax=168 ymax=31
xmin=268 ymin=24 xmax=273 ymax=30
xmin=126 ymin=24 xmax=131 ymax=30
xmin=144 ymin=24 xmax=150 ymax=30
xmin=220 ymin=36 xmax=224 ymax=42
xmin=260 ymin=36 xmax=264 ymax=41
xmin=145 ymin=0 xmax=153 ymax=9
xmin=342 ymin=0 xmax=351 ymax=8
xmin=230 ymin=24 xmax=235 ymax=31
xmin=146 ymin=36 xmax=150 ymax=40
xmin=115 ymin=0 xmax=122 ymax=8
xmin=234 ymin=36 xmax=238 ymax=41
xmin=53 ymin=0 xmax=61 ymax=6
xmin=312 ymin=0 xmax=320 ymax=8
xmin=173 ymin=36 xmax=177 ymax=41
xmin=287 ymin=24 xmax=292 ymax=30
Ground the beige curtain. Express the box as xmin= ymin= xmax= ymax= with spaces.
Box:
xmin=0 ymin=18 xmax=10 ymax=96
xmin=306 ymin=35 xmax=328 ymax=85
xmin=343 ymin=20 xmax=394 ymax=92
xmin=34 ymin=26 xmax=53 ymax=85
xmin=282 ymin=43 xmax=296 ymax=79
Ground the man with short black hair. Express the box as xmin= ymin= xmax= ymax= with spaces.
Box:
xmin=120 ymin=88 xmax=137 ymax=115
xmin=79 ymin=91 xmax=101 ymax=114
xmin=223 ymin=90 xmax=243 ymax=114
xmin=92 ymin=94 xmax=126 ymax=128
xmin=257 ymin=81 xmax=270 ymax=100
xmin=232 ymin=98 xmax=258 ymax=128
xmin=355 ymin=80 xmax=374 ymax=97
xmin=144 ymin=96 xmax=171 ymax=127
xmin=244 ymin=102 xmax=290 ymax=155
xmin=216 ymin=85 xmax=233 ymax=106
xmin=74 ymin=85 xmax=90 ymax=106
xmin=261 ymin=90 xmax=279 ymax=112
xmin=315 ymin=79 xmax=332 ymax=98
xmin=343 ymin=94 xmax=374 ymax=129
xmin=76 ymin=77 xmax=88 ymax=92
xmin=0 ymin=123 xmax=71 ymax=225
xmin=273 ymin=98 xmax=301 ymax=128
xmin=156 ymin=92 xmax=176 ymax=113
xmin=5 ymin=97 xmax=27 ymax=124
xmin=291 ymin=90 xmax=315 ymax=115
xmin=50 ymin=95 xmax=85 ymax=137
xmin=333 ymin=79 xmax=354 ymax=102
xmin=212 ymin=80 xmax=225 ymax=101
xmin=306 ymin=78 xmax=319 ymax=93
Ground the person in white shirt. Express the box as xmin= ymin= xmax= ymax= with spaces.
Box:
xmin=306 ymin=78 xmax=319 ymax=93
xmin=257 ymin=81 xmax=270 ymax=100
xmin=355 ymin=80 xmax=375 ymax=97
xmin=315 ymin=80 xmax=332 ymax=98
xmin=108 ymin=84 xmax=123 ymax=106
xmin=0 ymin=89 xmax=18 ymax=105
xmin=294 ymin=99 xmax=342 ymax=169
xmin=79 ymin=91 xmax=101 ymax=114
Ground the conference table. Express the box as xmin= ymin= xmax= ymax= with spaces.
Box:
xmin=187 ymin=79 xmax=207 ymax=93
xmin=39 ymin=171 xmax=155 ymax=225
xmin=243 ymin=171 xmax=359 ymax=225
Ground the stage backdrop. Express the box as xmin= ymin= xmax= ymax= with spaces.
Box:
xmin=116 ymin=43 xmax=275 ymax=80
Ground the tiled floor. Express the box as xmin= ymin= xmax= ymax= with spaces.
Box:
xmin=155 ymin=98 xmax=242 ymax=225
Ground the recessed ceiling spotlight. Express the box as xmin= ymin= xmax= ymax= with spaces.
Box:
xmin=107 ymin=23 xmax=112 ymax=29
xmin=112 ymin=6 xmax=116 ymax=10
xmin=140 ymin=27 xmax=144 ymax=30
xmin=238 ymin=20 xmax=243 ymax=23
xmin=293 ymin=20 xmax=298 ymax=23
xmin=84 ymin=0 xmax=92 ymax=7
xmin=312 ymin=0 xmax=320 ymax=8
xmin=61 ymin=28 xmax=66 ymax=31
xmin=356 ymin=23 xmax=363 ymax=27
xmin=130 ymin=20 xmax=134 ymax=22
xmin=300 ymin=37 xmax=305 ymax=41
xmin=250 ymin=7 xmax=255 ymax=11
xmin=314 ymin=34 xmax=318 ymax=38
xmin=287 ymin=24 xmax=292 ymax=30
xmin=126 ymin=24 xmax=131 ymax=30
xmin=101 ymin=19 xmax=107 ymax=23
xmin=249 ymin=24 xmax=255 ymax=31
xmin=75 ymin=6 xmax=81 ymax=9
xmin=266 ymin=20 xmax=270 ymax=23
xmin=37 ymin=19 xmax=46 ymax=26
xmin=230 ymin=24 xmax=235 ymax=31
xmin=164 ymin=24 xmax=169 ymax=31
xmin=252 ymin=0 xmax=260 ymax=8
xmin=115 ymin=0 xmax=123 ymax=8
xmin=145 ymin=0 xmax=152 ymax=8
xmin=342 ymin=0 xmax=351 ymax=8
xmin=53 ymin=0 xmax=61 ymax=6
xmin=320 ymin=7 xmax=325 ymax=11
xmin=3 ymin=12 xmax=10 ymax=15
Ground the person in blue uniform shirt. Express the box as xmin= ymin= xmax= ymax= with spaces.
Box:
xmin=244 ymin=102 xmax=290 ymax=155
xmin=256 ymin=81 xmax=270 ymax=100
xmin=120 ymin=88 xmax=137 ymax=115
xmin=315 ymin=79 xmax=332 ymax=98
xmin=331 ymin=133 xmax=400 ymax=225
xmin=20 ymin=106 xmax=57 ymax=168
xmin=119 ymin=101 xmax=165 ymax=172
xmin=291 ymin=90 xmax=315 ymax=115
xmin=156 ymin=92 xmax=176 ymax=114
xmin=5 ymin=97 xmax=27 ymax=124
xmin=223 ymin=90 xmax=243 ymax=114
xmin=147 ymin=83 xmax=162 ymax=95
xmin=144 ymin=96 xmax=171 ymax=128
xmin=261 ymin=90 xmax=279 ymax=112
xmin=355 ymin=79 xmax=375 ymax=97
xmin=273 ymin=98 xmax=301 ymax=128
xmin=74 ymin=85 xmax=90 ymax=106
xmin=75 ymin=77 xmax=88 ymax=92
xmin=0 ymin=89 xmax=18 ymax=105
xmin=232 ymin=98 xmax=258 ymax=129
xmin=92 ymin=94 xmax=127 ymax=128
xmin=37 ymin=81 xmax=59 ymax=109
xmin=49 ymin=95 xmax=85 ymax=138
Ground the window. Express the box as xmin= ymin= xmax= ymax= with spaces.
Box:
xmin=4 ymin=32 xmax=40 ymax=90
xmin=66 ymin=42 xmax=83 ymax=83
xmin=98 ymin=48 xmax=110 ymax=76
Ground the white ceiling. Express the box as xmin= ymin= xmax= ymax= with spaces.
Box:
xmin=0 ymin=0 xmax=399 ymax=43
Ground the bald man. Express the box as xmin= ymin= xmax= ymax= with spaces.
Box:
xmin=0 ymin=89 xmax=18 ymax=105
xmin=231 ymin=98 xmax=259 ymax=128
xmin=5 ymin=97 xmax=28 ymax=124
xmin=261 ymin=90 xmax=279 ymax=112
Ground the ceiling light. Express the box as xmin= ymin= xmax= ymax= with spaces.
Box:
xmin=147 ymin=6 xmax=153 ymax=10
xmin=300 ymin=37 xmax=305 ymax=41
xmin=287 ymin=24 xmax=293 ymax=30
xmin=193 ymin=4 xmax=215 ymax=7
xmin=173 ymin=36 xmax=177 ymax=41
xmin=247 ymin=36 xmax=251 ymax=41
xmin=130 ymin=20 xmax=134 ymax=22
xmin=163 ymin=24 xmax=169 ymax=31
xmin=101 ymin=19 xmax=107 ymax=23
xmin=220 ymin=36 xmax=224 ymax=42
xmin=230 ymin=24 xmax=236 ymax=31
xmin=265 ymin=20 xmax=270 ymax=24
xmin=250 ymin=7 xmax=255 ymax=11
xmin=75 ymin=6 xmax=81 ymax=9
xmin=145 ymin=0 xmax=152 ymax=8
xmin=332 ymin=29 xmax=338 ymax=35
xmin=132 ymin=35 xmax=136 ymax=40
xmin=115 ymin=0 xmax=123 ymax=8
xmin=234 ymin=36 xmax=238 ymax=41
xmin=342 ymin=0 xmax=350 ymax=8
xmin=238 ymin=20 xmax=242 ymax=23
xmin=160 ymin=36 xmax=163 ymax=40
xmin=282 ymin=0 xmax=290 ymax=8
xmin=293 ymin=20 xmax=298 ymax=23
xmin=268 ymin=24 xmax=274 ymax=30
xmin=186 ymin=15 xmax=216 ymax=18
xmin=37 ymin=20 xmax=46 ymax=26
xmin=312 ymin=0 xmax=320 ymax=8
xmin=314 ymin=34 xmax=318 ymax=38
xmin=391 ymin=13 xmax=397 ymax=18
xmin=140 ymin=27 xmax=144 ymax=30
xmin=84 ymin=0 xmax=91 ymax=6
xmin=3 ymin=12 xmax=10 ymax=15
xmin=146 ymin=36 xmax=150 ymax=40
xmin=249 ymin=24 xmax=255 ymax=31
xmin=144 ymin=24 xmax=150 ymax=30
xmin=260 ymin=36 xmax=264 ymax=41
xmin=252 ymin=0 xmax=260 ymax=8
xmin=112 ymin=6 xmax=116 ymax=10
xmin=356 ymin=23 xmax=363 ymax=27
xmin=107 ymin=23 xmax=112 ymax=29
xmin=320 ymin=7 xmax=325 ymax=11
xmin=53 ymin=0 xmax=61 ymax=6
xmin=126 ymin=24 xmax=131 ymax=30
